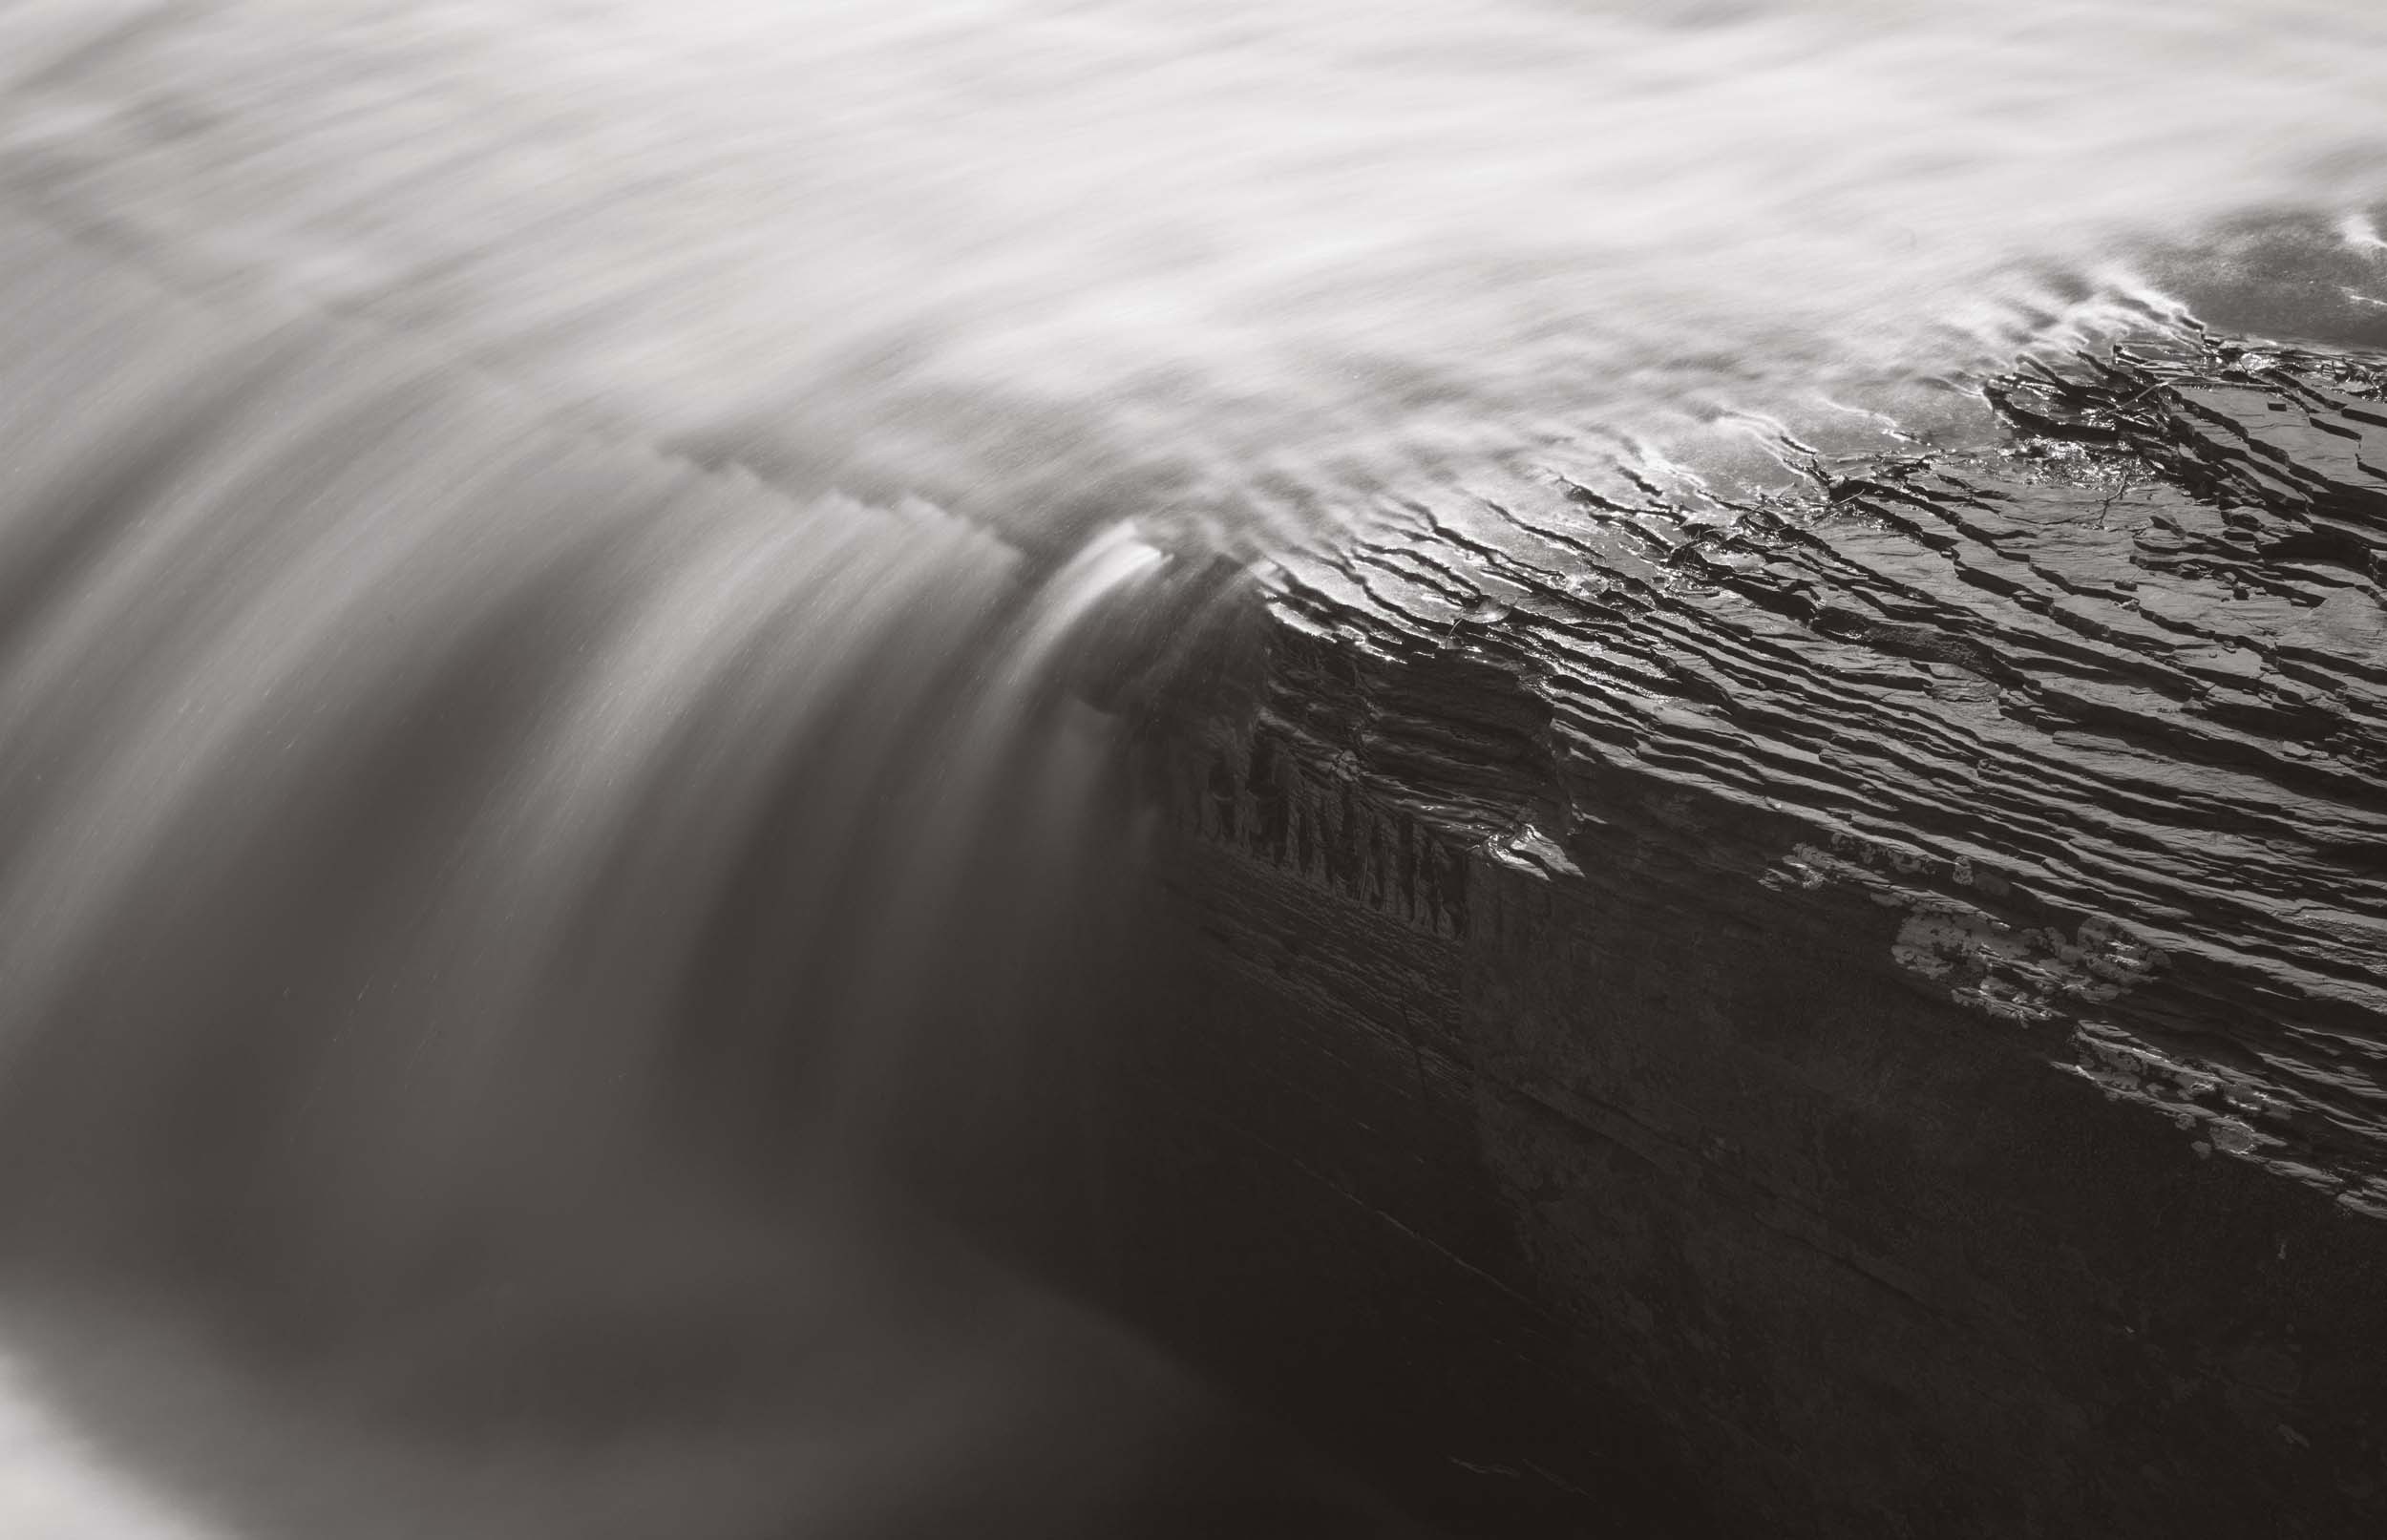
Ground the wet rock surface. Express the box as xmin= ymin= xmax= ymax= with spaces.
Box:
xmin=1095 ymin=331 xmax=2387 ymax=1538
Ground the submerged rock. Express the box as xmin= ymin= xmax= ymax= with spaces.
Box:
xmin=1101 ymin=327 xmax=2387 ymax=1538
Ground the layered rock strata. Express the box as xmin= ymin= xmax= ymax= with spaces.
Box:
xmin=1092 ymin=332 xmax=2387 ymax=1538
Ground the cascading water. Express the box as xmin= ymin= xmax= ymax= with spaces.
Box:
xmin=0 ymin=214 xmax=1360 ymax=1539
xmin=0 ymin=1 xmax=2385 ymax=1535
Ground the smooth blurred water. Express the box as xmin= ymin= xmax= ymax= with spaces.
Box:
xmin=0 ymin=2 xmax=2379 ymax=1535
xmin=0 ymin=208 xmax=1265 ymax=1538
xmin=7 ymin=0 xmax=2386 ymax=521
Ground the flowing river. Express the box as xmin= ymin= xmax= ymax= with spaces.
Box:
xmin=0 ymin=2 xmax=2381 ymax=1535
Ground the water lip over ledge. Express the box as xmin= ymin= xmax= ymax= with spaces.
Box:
xmin=7 ymin=0 xmax=2387 ymax=535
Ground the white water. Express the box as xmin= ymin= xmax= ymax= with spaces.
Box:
xmin=8 ymin=0 xmax=2387 ymax=517
xmin=0 ymin=2 xmax=2380 ymax=1535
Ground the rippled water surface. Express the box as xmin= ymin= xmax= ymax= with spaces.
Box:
xmin=0 ymin=3 xmax=2381 ymax=1536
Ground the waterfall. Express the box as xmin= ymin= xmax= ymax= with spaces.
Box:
xmin=1 ymin=2 xmax=2383 ymax=1533
xmin=0 ymin=211 xmax=1405 ymax=1536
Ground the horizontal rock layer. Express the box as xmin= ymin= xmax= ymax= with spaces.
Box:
xmin=1090 ymin=330 xmax=2387 ymax=1537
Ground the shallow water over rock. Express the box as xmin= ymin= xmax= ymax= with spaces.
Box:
xmin=0 ymin=4 xmax=2381 ymax=1536
xmin=7 ymin=1 xmax=2387 ymax=524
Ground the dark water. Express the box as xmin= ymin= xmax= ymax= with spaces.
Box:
xmin=0 ymin=3 xmax=2382 ymax=1534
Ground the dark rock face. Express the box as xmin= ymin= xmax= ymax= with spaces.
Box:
xmin=1088 ymin=333 xmax=2387 ymax=1538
